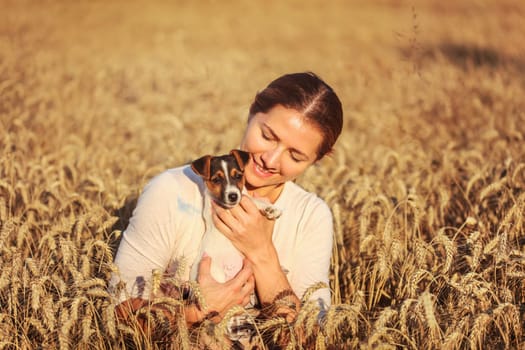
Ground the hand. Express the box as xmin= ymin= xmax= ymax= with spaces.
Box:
xmin=211 ymin=196 xmax=275 ymax=262
xmin=212 ymin=196 xmax=300 ymax=323
xmin=195 ymin=255 xmax=255 ymax=322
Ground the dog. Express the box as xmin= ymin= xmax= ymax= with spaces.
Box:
xmin=189 ymin=149 xmax=282 ymax=284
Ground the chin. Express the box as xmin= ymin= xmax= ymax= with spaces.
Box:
xmin=245 ymin=173 xmax=274 ymax=189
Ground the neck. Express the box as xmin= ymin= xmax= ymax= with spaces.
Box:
xmin=245 ymin=183 xmax=284 ymax=203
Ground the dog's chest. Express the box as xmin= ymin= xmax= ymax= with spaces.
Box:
xmin=198 ymin=196 xmax=244 ymax=282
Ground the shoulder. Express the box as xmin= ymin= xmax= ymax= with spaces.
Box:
xmin=137 ymin=165 xmax=203 ymax=204
xmin=278 ymin=182 xmax=333 ymax=231
xmin=280 ymin=182 xmax=332 ymax=217
xmin=144 ymin=165 xmax=201 ymax=191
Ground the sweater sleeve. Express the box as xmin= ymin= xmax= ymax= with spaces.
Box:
xmin=110 ymin=170 xmax=183 ymax=301
xmin=289 ymin=198 xmax=334 ymax=308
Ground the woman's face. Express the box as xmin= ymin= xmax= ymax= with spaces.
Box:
xmin=240 ymin=104 xmax=323 ymax=198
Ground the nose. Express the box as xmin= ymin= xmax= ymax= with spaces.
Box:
xmin=261 ymin=147 xmax=280 ymax=170
xmin=228 ymin=192 xmax=238 ymax=203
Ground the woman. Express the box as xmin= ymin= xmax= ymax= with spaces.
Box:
xmin=112 ymin=72 xmax=343 ymax=342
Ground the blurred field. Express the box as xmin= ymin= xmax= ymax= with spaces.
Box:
xmin=1 ymin=0 xmax=524 ymax=348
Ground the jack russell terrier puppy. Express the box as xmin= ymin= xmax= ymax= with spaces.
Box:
xmin=189 ymin=149 xmax=282 ymax=283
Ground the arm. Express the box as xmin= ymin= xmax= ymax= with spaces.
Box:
xmin=212 ymin=194 xmax=334 ymax=346
xmin=288 ymin=200 xmax=333 ymax=307
xmin=212 ymin=196 xmax=301 ymax=321
xmin=115 ymin=256 xmax=256 ymax=330
xmin=250 ymin=241 xmax=301 ymax=321
xmin=111 ymin=172 xmax=181 ymax=301
xmin=111 ymin=170 xmax=256 ymax=328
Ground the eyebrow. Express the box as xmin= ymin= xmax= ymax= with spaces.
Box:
xmin=262 ymin=123 xmax=310 ymax=160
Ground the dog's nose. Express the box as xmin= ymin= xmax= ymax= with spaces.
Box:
xmin=228 ymin=192 xmax=238 ymax=203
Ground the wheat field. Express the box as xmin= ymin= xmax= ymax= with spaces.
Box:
xmin=1 ymin=0 xmax=524 ymax=348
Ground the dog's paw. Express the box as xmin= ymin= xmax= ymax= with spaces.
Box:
xmin=262 ymin=206 xmax=282 ymax=220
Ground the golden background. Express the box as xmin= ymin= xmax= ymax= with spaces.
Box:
xmin=1 ymin=0 xmax=524 ymax=348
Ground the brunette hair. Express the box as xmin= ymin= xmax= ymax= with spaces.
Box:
xmin=249 ymin=72 xmax=343 ymax=160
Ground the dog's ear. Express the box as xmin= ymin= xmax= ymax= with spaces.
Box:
xmin=230 ymin=149 xmax=250 ymax=170
xmin=191 ymin=155 xmax=212 ymax=180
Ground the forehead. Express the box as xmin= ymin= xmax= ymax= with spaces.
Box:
xmin=256 ymin=105 xmax=323 ymax=159
xmin=210 ymin=155 xmax=241 ymax=173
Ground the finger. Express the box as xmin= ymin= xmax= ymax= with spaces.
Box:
xmin=241 ymin=273 xmax=254 ymax=287
xmin=228 ymin=205 xmax=249 ymax=224
xmin=227 ymin=204 xmax=242 ymax=218
xmin=211 ymin=212 xmax=234 ymax=238
xmin=228 ymin=263 xmax=254 ymax=290
xmin=213 ymin=205 xmax=247 ymax=240
xmin=213 ymin=204 xmax=237 ymax=225
xmin=211 ymin=202 xmax=233 ymax=221
xmin=242 ymin=279 xmax=255 ymax=294
xmin=242 ymin=258 xmax=253 ymax=271
xmin=197 ymin=255 xmax=214 ymax=283
xmin=241 ymin=294 xmax=253 ymax=307
xmin=239 ymin=195 xmax=259 ymax=214
xmin=245 ymin=274 xmax=255 ymax=288
xmin=211 ymin=201 xmax=227 ymax=218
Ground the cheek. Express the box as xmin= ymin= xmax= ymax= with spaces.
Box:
xmin=280 ymin=161 xmax=310 ymax=179
xmin=241 ymin=138 xmax=258 ymax=153
xmin=241 ymin=128 xmax=265 ymax=152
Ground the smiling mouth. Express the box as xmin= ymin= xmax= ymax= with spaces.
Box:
xmin=253 ymin=160 xmax=274 ymax=178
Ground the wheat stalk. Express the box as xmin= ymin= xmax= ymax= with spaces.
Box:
xmin=420 ymin=292 xmax=442 ymax=344
xmin=433 ymin=228 xmax=456 ymax=274
xmin=491 ymin=303 xmax=521 ymax=347
xmin=469 ymin=312 xmax=491 ymax=350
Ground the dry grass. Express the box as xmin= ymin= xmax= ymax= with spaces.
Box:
xmin=1 ymin=0 xmax=524 ymax=348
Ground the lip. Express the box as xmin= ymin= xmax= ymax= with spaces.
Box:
xmin=252 ymin=159 xmax=274 ymax=179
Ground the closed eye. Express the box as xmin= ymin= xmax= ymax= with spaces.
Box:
xmin=261 ymin=125 xmax=276 ymax=141
xmin=261 ymin=122 xmax=311 ymax=162
xmin=290 ymin=153 xmax=302 ymax=162
xmin=261 ymin=130 xmax=274 ymax=141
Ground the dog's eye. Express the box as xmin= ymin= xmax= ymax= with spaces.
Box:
xmin=232 ymin=172 xmax=243 ymax=180
xmin=211 ymin=176 xmax=222 ymax=184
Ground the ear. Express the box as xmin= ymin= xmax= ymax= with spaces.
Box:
xmin=191 ymin=155 xmax=212 ymax=180
xmin=230 ymin=149 xmax=250 ymax=170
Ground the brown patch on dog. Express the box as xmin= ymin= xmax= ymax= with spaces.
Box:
xmin=206 ymin=169 xmax=225 ymax=200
